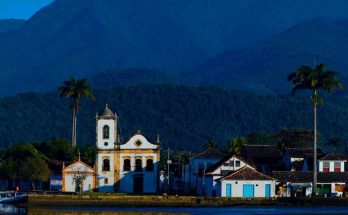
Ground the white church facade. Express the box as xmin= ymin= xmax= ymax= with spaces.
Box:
xmin=62 ymin=105 xmax=160 ymax=193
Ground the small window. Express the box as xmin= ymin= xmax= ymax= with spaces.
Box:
xmin=323 ymin=162 xmax=330 ymax=172
xmin=103 ymin=159 xmax=110 ymax=171
xmin=135 ymin=158 xmax=142 ymax=172
xmin=103 ymin=125 xmax=110 ymax=139
xmin=229 ymin=160 xmax=234 ymax=167
xmin=123 ymin=159 xmax=131 ymax=171
xmin=104 ymin=142 xmax=108 ymax=146
xmin=235 ymin=160 xmax=241 ymax=167
xmin=146 ymin=159 xmax=154 ymax=172
xmin=334 ymin=162 xmax=341 ymax=172
xmin=104 ymin=178 xmax=108 ymax=184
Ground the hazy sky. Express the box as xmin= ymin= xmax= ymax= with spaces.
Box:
xmin=0 ymin=0 xmax=53 ymax=19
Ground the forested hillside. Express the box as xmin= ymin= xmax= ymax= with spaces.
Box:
xmin=0 ymin=85 xmax=346 ymax=151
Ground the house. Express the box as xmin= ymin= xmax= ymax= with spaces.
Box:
xmin=216 ymin=166 xmax=276 ymax=198
xmin=241 ymin=144 xmax=282 ymax=175
xmin=183 ymin=148 xmax=225 ymax=194
xmin=318 ymin=153 xmax=347 ymax=173
xmin=283 ymin=148 xmax=323 ymax=171
xmin=62 ymin=158 xmax=96 ymax=192
xmin=204 ymin=154 xmax=254 ymax=196
xmin=272 ymin=171 xmax=348 ymax=197
xmin=95 ymin=105 xmax=160 ymax=193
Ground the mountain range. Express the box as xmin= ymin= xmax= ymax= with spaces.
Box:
xmin=186 ymin=18 xmax=348 ymax=94
xmin=1 ymin=0 xmax=348 ymax=95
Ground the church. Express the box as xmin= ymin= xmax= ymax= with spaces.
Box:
xmin=62 ymin=105 xmax=160 ymax=193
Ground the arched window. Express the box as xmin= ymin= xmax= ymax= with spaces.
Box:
xmin=135 ymin=158 xmax=142 ymax=172
xmin=146 ymin=159 xmax=154 ymax=172
xmin=123 ymin=158 xmax=131 ymax=171
xmin=103 ymin=159 xmax=110 ymax=171
xmin=103 ymin=125 xmax=110 ymax=139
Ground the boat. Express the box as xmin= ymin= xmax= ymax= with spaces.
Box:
xmin=0 ymin=192 xmax=27 ymax=203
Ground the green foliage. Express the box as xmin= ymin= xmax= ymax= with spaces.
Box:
xmin=288 ymin=63 xmax=343 ymax=102
xmin=207 ymin=140 xmax=218 ymax=149
xmin=228 ymin=137 xmax=247 ymax=155
xmin=172 ymin=151 xmax=191 ymax=165
xmin=33 ymin=139 xmax=74 ymax=162
xmin=0 ymin=143 xmax=50 ymax=189
xmin=0 ymin=85 xmax=348 ymax=152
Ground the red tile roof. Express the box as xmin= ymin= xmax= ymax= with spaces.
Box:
xmin=220 ymin=166 xmax=275 ymax=181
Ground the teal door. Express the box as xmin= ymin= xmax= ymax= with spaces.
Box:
xmin=265 ymin=184 xmax=271 ymax=198
xmin=226 ymin=184 xmax=232 ymax=197
xmin=243 ymin=184 xmax=254 ymax=198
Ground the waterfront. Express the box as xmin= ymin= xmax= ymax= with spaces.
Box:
xmin=1 ymin=204 xmax=348 ymax=215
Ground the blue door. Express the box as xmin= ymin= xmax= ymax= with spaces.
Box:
xmin=226 ymin=184 xmax=232 ymax=197
xmin=243 ymin=184 xmax=254 ymax=198
xmin=265 ymin=184 xmax=271 ymax=198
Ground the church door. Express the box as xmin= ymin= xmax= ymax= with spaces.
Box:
xmin=133 ymin=174 xmax=143 ymax=193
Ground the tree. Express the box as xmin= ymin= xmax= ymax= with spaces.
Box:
xmin=228 ymin=137 xmax=247 ymax=155
xmin=58 ymin=77 xmax=95 ymax=147
xmin=288 ymin=63 xmax=343 ymax=195
xmin=207 ymin=140 xmax=217 ymax=149
xmin=20 ymin=157 xmax=50 ymax=190
xmin=72 ymin=167 xmax=88 ymax=194
xmin=0 ymin=143 xmax=50 ymax=190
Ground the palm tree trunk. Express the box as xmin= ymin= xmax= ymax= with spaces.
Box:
xmin=312 ymin=90 xmax=318 ymax=196
xmin=72 ymin=107 xmax=76 ymax=148
xmin=74 ymin=108 xmax=78 ymax=147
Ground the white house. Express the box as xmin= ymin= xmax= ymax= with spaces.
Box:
xmin=204 ymin=154 xmax=254 ymax=197
xmin=62 ymin=158 xmax=96 ymax=192
xmin=183 ymin=148 xmax=225 ymax=195
xmin=216 ymin=166 xmax=276 ymax=198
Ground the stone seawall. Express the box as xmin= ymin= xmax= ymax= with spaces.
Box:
xmin=26 ymin=194 xmax=278 ymax=207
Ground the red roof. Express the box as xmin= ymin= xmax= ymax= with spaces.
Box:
xmin=220 ymin=166 xmax=275 ymax=181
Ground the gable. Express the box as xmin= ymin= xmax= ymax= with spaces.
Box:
xmin=207 ymin=155 xmax=253 ymax=175
xmin=120 ymin=134 xmax=158 ymax=150
xmin=63 ymin=161 xmax=94 ymax=173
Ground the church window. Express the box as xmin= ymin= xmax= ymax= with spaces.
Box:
xmin=135 ymin=140 xmax=142 ymax=147
xmin=103 ymin=125 xmax=110 ymax=139
xmin=123 ymin=158 xmax=131 ymax=171
xmin=103 ymin=159 xmax=110 ymax=171
xmin=104 ymin=178 xmax=108 ymax=184
xmin=135 ymin=158 xmax=142 ymax=172
xmin=104 ymin=142 xmax=108 ymax=146
xmin=146 ymin=159 xmax=154 ymax=172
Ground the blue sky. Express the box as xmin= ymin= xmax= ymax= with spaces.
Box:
xmin=0 ymin=0 xmax=53 ymax=19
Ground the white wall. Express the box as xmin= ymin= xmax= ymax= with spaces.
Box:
xmin=97 ymin=119 xmax=116 ymax=150
xmin=120 ymin=134 xmax=158 ymax=150
xmin=97 ymin=153 xmax=115 ymax=192
xmin=64 ymin=174 xmax=94 ymax=192
xmin=220 ymin=180 xmax=276 ymax=198
xmin=118 ymin=152 xmax=159 ymax=193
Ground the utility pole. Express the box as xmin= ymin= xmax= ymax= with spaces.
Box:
xmin=167 ymin=147 xmax=171 ymax=186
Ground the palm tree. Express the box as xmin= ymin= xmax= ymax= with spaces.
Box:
xmin=58 ymin=77 xmax=95 ymax=147
xmin=288 ymin=63 xmax=343 ymax=196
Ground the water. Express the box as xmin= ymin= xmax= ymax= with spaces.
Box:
xmin=1 ymin=204 xmax=348 ymax=215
